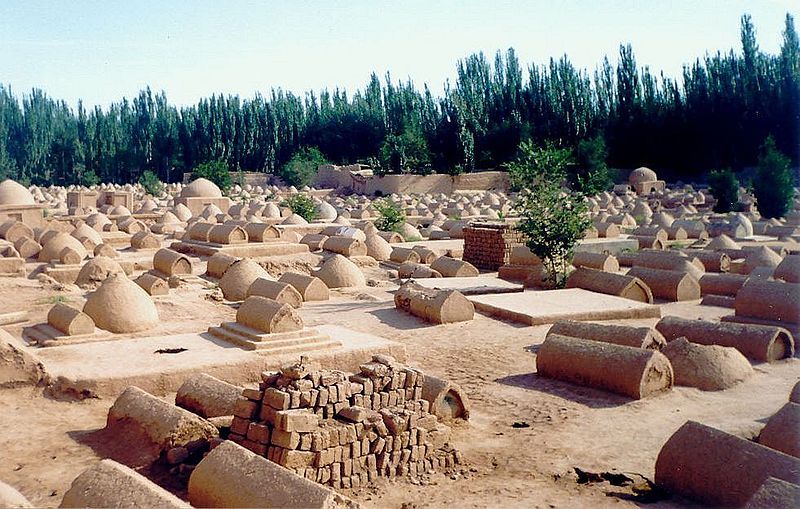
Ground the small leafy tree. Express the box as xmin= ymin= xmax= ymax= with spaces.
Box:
xmin=373 ymin=199 xmax=406 ymax=232
xmin=138 ymin=170 xmax=164 ymax=196
xmin=281 ymin=147 xmax=327 ymax=187
xmin=508 ymin=140 xmax=574 ymax=191
xmin=193 ymin=159 xmax=232 ymax=193
xmin=707 ymin=168 xmax=739 ymax=213
xmin=509 ymin=141 xmax=591 ymax=288
xmin=754 ymin=136 xmax=794 ymax=219
xmin=573 ymin=135 xmax=613 ymax=194
xmin=281 ymin=194 xmax=317 ymax=222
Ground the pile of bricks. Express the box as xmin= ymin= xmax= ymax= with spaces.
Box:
xmin=228 ymin=355 xmax=461 ymax=488
xmin=463 ymin=222 xmax=525 ymax=270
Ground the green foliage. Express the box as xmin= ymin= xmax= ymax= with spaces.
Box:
xmin=373 ymin=199 xmax=406 ymax=232
xmin=78 ymin=167 xmax=100 ymax=187
xmin=378 ymin=126 xmax=431 ymax=175
xmin=138 ymin=170 xmax=164 ymax=196
xmin=511 ymin=142 xmax=591 ymax=288
xmin=573 ymin=135 xmax=613 ymax=194
xmin=280 ymin=147 xmax=327 ymax=187
xmin=754 ymin=136 xmax=794 ymax=219
xmin=192 ymin=159 xmax=232 ymax=193
xmin=506 ymin=140 xmax=574 ymax=191
xmin=281 ymin=194 xmax=317 ymax=222
xmin=707 ymin=168 xmax=740 ymax=213
xmin=35 ymin=295 xmax=70 ymax=305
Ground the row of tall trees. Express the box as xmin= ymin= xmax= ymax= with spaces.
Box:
xmin=0 ymin=14 xmax=797 ymax=187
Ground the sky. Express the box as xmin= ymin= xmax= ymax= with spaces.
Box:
xmin=0 ymin=0 xmax=795 ymax=110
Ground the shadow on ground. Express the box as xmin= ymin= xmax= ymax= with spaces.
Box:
xmin=495 ymin=372 xmax=631 ymax=409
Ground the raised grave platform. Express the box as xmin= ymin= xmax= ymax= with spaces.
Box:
xmin=469 ymin=288 xmax=661 ymax=325
xmin=409 ymin=276 xmax=523 ymax=295
xmin=207 ymin=321 xmax=339 ymax=353
xmin=575 ymin=237 xmax=639 ymax=255
xmin=170 ymin=239 xmax=310 ymax=257
xmin=23 ymin=324 xmax=405 ymax=398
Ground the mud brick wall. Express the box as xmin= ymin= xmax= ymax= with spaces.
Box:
xmin=463 ymin=223 xmax=525 ymax=270
xmin=228 ymin=356 xmax=462 ymax=489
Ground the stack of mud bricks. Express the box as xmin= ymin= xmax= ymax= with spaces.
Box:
xmin=463 ymin=222 xmax=525 ymax=270
xmin=228 ymin=355 xmax=461 ymax=488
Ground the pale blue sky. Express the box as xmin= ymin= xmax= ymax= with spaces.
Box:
xmin=0 ymin=0 xmax=795 ymax=109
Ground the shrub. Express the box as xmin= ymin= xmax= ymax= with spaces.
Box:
xmin=373 ymin=199 xmax=406 ymax=232
xmin=509 ymin=141 xmax=591 ymax=288
xmin=753 ymin=136 xmax=794 ymax=219
xmin=281 ymin=194 xmax=317 ymax=222
xmin=280 ymin=147 xmax=327 ymax=187
xmin=192 ymin=159 xmax=232 ymax=193
xmin=707 ymin=168 xmax=739 ymax=213
xmin=78 ymin=167 xmax=100 ymax=187
xmin=138 ymin=170 xmax=164 ymax=196
xmin=507 ymin=140 xmax=573 ymax=192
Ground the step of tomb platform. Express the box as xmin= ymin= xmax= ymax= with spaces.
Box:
xmin=217 ymin=322 xmax=316 ymax=341
xmin=23 ymin=324 xmax=110 ymax=347
xmin=207 ymin=323 xmax=341 ymax=352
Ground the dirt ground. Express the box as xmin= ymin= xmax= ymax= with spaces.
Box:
xmin=0 ymin=263 xmax=798 ymax=508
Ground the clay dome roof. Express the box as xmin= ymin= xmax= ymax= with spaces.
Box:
xmin=83 ymin=274 xmax=159 ymax=333
xmin=316 ymin=201 xmax=337 ymax=221
xmin=158 ymin=211 xmax=181 ymax=224
xmin=315 ymin=254 xmax=366 ymax=288
xmin=85 ymin=213 xmax=111 ymax=228
xmin=75 ymin=256 xmax=126 ymax=287
xmin=282 ymin=213 xmax=309 ymax=225
xmin=263 ymin=203 xmax=281 ymax=219
xmin=71 ymin=223 xmax=103 ymax=245
xmin=651 ymin=211 xmax=675 ymax=228
xmin=397 ymin=223 xmax=420 ymax=241
xmin=0 ymin=179 xmax=35 ymax=206
xmin=38 ymin=232 xmax=88 ymax=262
xmin=744 ymin=246 xmax=783 ymax=273
xmin=181 ymin=178 xmax=222 ymax=198
xmin=364 ymin=233 xmax=392 ymax=261
xmin=110 ymin=205 xmax=132 ymax=216
xmin=219 ymin=259 xmax=275 ymax=301
xmin=136 ymin=199 xmax=158 ymax=213
xmin=172 ymin=203 xmax=193 ymax=222
xmin=629 ymin=167 xmax=658 ymax=185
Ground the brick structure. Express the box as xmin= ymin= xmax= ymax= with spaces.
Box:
xmin=228 ymin=356 xmax=461 ymax=489
xmin=463 ymin=222 xmax=525 ymax=270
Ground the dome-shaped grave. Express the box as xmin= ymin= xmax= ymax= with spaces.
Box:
xmin=181 ymin=178 xmax=222 ymax=198
xmin=629 ymin=167 xmax=658 ymax=185
xmin=0 ymin=179 xmax=35 ymax=206
xmin=83 ymin=274 xmax=159 ymax=333
xmin=315 ymin=254 xmax=366 ymax=288
xmin=38 ymin=232 xmax=88 ymax=263
xmin=75 ymin=256 xmax=126 ymax=287
xmin=219 ymin=258 xmax=275 ymax=301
